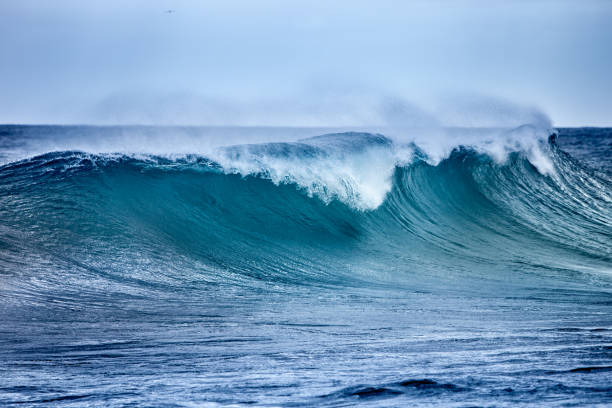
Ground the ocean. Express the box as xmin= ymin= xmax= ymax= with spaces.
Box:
xmin=0 ymin=125 xmax=610 ymax=407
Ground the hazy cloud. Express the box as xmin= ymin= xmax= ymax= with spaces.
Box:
xmin=1 ymin=0 xmax=610 ymax=126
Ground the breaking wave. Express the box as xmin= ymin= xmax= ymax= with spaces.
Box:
xmin=1 ymin=127 xmax=610 ymax=298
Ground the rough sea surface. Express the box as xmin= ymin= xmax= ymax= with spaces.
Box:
xmin=0 ymin=126 xmax=610 ymax=407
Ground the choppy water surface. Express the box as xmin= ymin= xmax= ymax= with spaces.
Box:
xmin=1 ymin=126 xmax=610 ymax=406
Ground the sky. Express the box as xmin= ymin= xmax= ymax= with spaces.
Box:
xmin=0 ymin=0 xmax=611 ymax=127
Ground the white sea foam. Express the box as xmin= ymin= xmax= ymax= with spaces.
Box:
xmin=209 ymin=133 xmax=415 ymax=210
xmin=1 ymin=124 xmax=555 ymax=210
xmin=202 ymin=125 xmax=555 ymax=210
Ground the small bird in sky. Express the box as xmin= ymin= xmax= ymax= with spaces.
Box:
xmin=165 ymin=10 xmax=175 ymax=14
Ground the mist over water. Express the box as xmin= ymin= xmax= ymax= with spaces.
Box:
xmin=0 ymin=94 xmax=554 ymax=163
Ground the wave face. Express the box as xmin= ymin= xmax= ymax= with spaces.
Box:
xmin=1 ymin=126 xmax=611 ymax=406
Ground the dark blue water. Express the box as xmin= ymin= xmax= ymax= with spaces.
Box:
xmin=1 ymin=126 xmax=610 ymax=407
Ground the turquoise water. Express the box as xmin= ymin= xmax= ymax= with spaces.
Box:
xmin=0 ymin=126 xmax=610 ymax=406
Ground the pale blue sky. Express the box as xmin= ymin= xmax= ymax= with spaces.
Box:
xmin=1 ymin=0 xmax=611 ymax=126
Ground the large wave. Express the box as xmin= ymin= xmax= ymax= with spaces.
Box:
xmin=0 ymin=127 xmax=610 ymax=304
